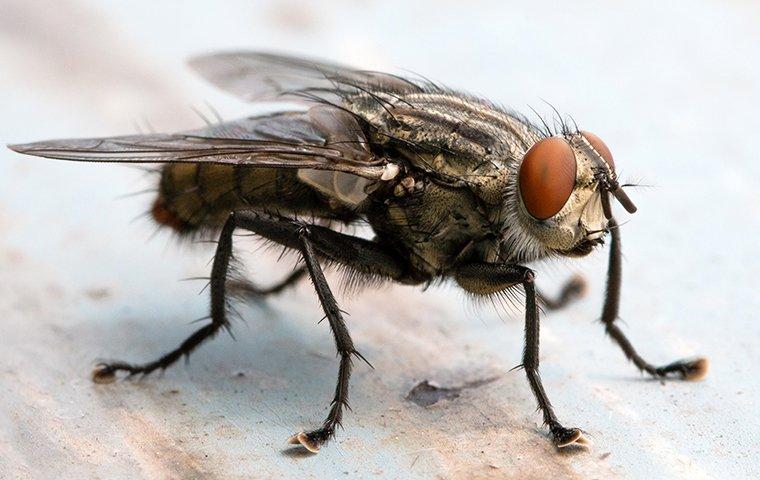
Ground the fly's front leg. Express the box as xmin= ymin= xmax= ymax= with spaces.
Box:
xmin=455 ymin=263 xmax=589 ymax=448
xmin=602 ymin=219 xmax=708 ymax=380
xmin=92 ymin=213 xmax=238 ymax=382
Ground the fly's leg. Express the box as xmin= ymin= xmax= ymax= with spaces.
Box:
xmin=602 ymin=219 xmax=708 ymax=380
xmin=94 ymin=208 xmax=415 ymax=451
xmin=521 ymin=270 xmax=589 ymax=447
xmin=537 ymin=274 xmax=587 ymax=311
xmin=229 ymin=211 xmax=411 ymax=452
xmin=92 ymin=214 xmax=238 ymax=383
xmin=284 ymin=229 xmax=358 ymax=452
xmin=228 ymin=266 xmax=307 ymax=298
xmin=455 ymin=263 xmax=589 ymax=448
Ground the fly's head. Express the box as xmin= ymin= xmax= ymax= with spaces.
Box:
xmin=508 ymin=130 xmax=637 ymax=259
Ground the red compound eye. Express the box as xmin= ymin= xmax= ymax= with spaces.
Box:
xmin=519 ymin=137 xmax=577 ymax=220
xmin=581 ymin=130 xmax=614 ymax=170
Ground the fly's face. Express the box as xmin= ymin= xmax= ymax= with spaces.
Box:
xmin=515 ymin=131 xmax=637 ymax=257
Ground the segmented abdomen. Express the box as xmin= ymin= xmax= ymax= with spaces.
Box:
xmin=151 ymin=163 xmax=341 ymax=233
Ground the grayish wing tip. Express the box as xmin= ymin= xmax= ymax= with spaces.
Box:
xmin=187 ymin=50 xmax=262 ymax=66
xmin=7 ymin=142 xmax=50 ymax=156
xmin=186 ymin=52 xmax=215 ymax=67
xmin=7 ymin=143 xmax=27 ymax=153
xmin=7 ymin=139 xmax=98 ymax=154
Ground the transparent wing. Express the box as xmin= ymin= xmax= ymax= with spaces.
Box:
xmin=8 ymin=107 xmax=390 ymax=180
xmin=188 ymin=51 xmax=422 ymax=103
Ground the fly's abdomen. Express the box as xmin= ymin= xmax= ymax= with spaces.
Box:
xmin=152 ymin=163 xmax=340 ymax=233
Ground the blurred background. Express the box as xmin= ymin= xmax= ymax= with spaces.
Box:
xmin=1 ymin=1 xmax=758 ymax=479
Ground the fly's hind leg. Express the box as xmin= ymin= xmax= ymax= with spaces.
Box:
xmin=92 ymin=214 xmax=238 ymax=383
xmin=228 ymin=266 xmax=307 ymax=299
xmin=94 ymin=209 xmax=412 ymax=452
xmin=537 ymin=274 xmax=587 ymax=311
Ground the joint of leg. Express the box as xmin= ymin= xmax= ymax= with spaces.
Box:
xmin=221 ymin=211 xmax=238 ymax=233
xmin=297 ymin=224 xmax=311 ymax=238
xmin=522 ymin=268 xmax=535 ymax=284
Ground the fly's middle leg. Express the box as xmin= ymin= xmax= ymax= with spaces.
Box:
xmin=228 ymin=266 xmax=307 ymax=299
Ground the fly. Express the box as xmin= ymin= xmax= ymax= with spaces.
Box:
xmin=8 ymin=51 xmax=708 ymax=452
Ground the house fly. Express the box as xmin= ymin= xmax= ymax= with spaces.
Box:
xmin=8 ymin=52 xmax=708 ymax=452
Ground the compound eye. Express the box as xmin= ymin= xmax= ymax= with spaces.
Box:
xmin=519 ymin=137 xmax=577 ymax=220
xmin=581 ymin=130 xmax=614 ymax=170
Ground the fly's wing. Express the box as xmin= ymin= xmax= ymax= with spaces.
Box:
xmin=8 ymin=106 xmax=394 ymax=182
xmin=188 ymin=51 xmax=422 ymax=104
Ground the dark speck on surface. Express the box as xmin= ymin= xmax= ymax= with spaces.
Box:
xmin=406 ymin=377 xmax=499 ymax=407
xmin=84 ymin=288 xmax=111 ymax=301
xmin=406 ymin=380 xmax=461 ymax=407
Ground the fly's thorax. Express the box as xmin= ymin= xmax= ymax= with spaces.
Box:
xmin=348 ymin=91 xmax=539 ymax=206
xmin=367 ymin=177 xmax=499 ymax=276
xmin=499 ymin=132 xmax=614 ymax=262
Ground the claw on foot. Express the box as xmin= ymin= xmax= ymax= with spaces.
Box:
xmin=657 ymin=356 xmax=709 ymax=381
xmin=552 ymin=427 xmax=591 ymax=448
xmin=287 ymin=432 xmax=320 ymax=453
xmin=681 ymin=357 xmax=709 ymax=381
xmin=91 ymin=363 xmax=116 ymax=384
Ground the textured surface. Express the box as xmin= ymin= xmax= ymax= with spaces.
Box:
xmin=1 ymin=1 xmax=758 ymax=479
